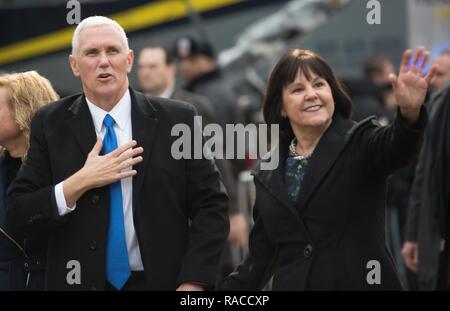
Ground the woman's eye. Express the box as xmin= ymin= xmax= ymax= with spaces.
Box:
xmin=315 ymin=82 xmax=324 ymax=87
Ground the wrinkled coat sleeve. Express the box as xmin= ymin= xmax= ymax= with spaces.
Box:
xmin=362 ymin=106 xmax=427 ymax=178
xmin=6 ymin=108 xmax=63 ymax=239
xmin=176 ymin=105 xmax=230 ymax=289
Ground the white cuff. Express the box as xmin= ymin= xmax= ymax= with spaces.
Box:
xmin=55 ymin=182 xmax=76 ymax=216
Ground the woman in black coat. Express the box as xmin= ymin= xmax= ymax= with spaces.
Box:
xmin=0 ymin=71 xmax=59 ymax=290
xmin=221 ymin=48 xmax=436 ymax=290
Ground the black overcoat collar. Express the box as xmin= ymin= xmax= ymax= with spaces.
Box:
xmin=254 ymin=114 xmax=361 ymax=220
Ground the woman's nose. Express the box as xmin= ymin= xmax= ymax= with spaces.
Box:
xmin=304 ymin=86 xmax=318 ymax=100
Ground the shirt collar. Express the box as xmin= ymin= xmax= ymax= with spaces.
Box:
xmin=159 ymin=85 xmax=175 ymax=99
xmin=85 ymin=89 xmax=131 ymax=132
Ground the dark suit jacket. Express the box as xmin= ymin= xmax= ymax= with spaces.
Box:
xmin=171 ymin=89 xmax=239 ymax=214
xmin=186 ymin=69 xmax=243 ymax=130
xmin=0 ymin=153 xmax=46 ymax=290
xmin=6 ymin=88 xmax=229 ymax=290
xmin=221 ymin=110 xmax=426 ymax=290
xmin=405 ymin=83 xmax=450 ymax=289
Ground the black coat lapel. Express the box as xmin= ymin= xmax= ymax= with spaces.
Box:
xmin=130 ymin=88 xmax=159 ymax=200
xmin=296 ymin=115 xmax=355 ymax=212
xmin=67 ymin=95 xmax=97 ymax=157
xmin=253 ymin=138 xmax=302 ymax=221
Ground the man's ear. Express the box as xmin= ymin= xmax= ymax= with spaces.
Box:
xmin=127 ymin=49 xmax=134 ymax=73
xmin=168 ymin=63 xmax=177 ymax=77
xmin=69 ymin=55 xmax=80 ymax=77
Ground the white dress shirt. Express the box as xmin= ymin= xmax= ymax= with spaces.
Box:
xmin=54 ymin=89 xmax=144 ymax=271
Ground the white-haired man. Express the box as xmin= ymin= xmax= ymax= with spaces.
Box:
xmin=6 ymin=16 xmax=229 ymax=291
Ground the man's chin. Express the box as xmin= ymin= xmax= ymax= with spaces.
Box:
xmin=90 ymin=87 xmax=120 ymax=99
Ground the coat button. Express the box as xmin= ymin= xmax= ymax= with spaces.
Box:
xmin=90 ymin=241 xmax=97 ymax=250
xmin=91 ymin=195 xmax=100 ymax=204
xmin=304 ymin=244 xmax=313 ymax=258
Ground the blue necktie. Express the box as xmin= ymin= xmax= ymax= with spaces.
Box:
xmin=102 ymin=114 xmax=131 ymax=290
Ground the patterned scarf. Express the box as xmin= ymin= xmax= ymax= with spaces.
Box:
xmin=285 ymin=138 xmax=311 ymax=202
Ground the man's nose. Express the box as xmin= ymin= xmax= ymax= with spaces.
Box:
xmin=98 ymin=52 xmax=110 ymax=67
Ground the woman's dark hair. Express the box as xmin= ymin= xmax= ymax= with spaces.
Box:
xmin=263 ymin=49 xmax=352 ymax=138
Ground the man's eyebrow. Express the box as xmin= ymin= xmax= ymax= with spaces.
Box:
xmin=83 ymin=47 xmax=98 ymax=54
xmin=106 ymin=45 xmax=121 ymax=50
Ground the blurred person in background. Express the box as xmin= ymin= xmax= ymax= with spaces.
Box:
xmin=363 ymin=55 xmax=418 ymax=289
xmin=402 ymin=50 xmax=450 ymax=290
xmin=0 ymin=71 xmax=59 ymax=290
xmin=173 ymin=36 xmax=252 ymax=282
xmin=351 ymin=55 xmax=396 ymax=124
xmin=345 ymin=55 xmax=414 ymax=289
xmin=173 ymin=35 xmax=244 ymax=132
xmin=429 ymin=49 xmax=450 ymax=94
xmin=173 ymin=36 xmax=247 ymax=174
xmin=137 ymin=45 xmax=216 ymax=125
xmin=136 ymin=44 xmax=249 ymax=287
xmin=364 ymin=55 xmax=398 ymax=116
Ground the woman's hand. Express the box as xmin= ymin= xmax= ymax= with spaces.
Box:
xmin=389 ymin=47 xmax=437 ymax=124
